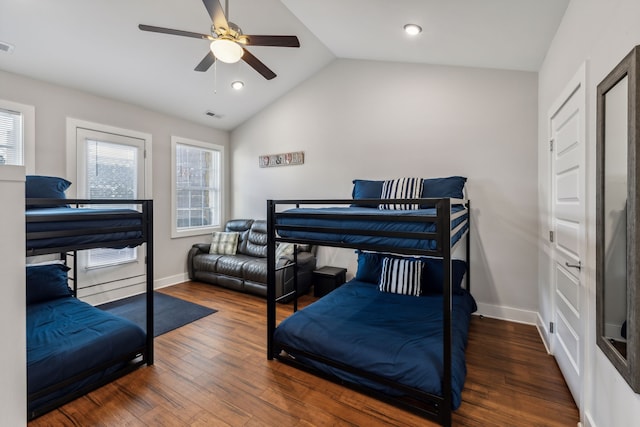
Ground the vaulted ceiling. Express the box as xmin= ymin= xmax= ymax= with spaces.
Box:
xmin=0 ymin=0 xmax=569 ymax=130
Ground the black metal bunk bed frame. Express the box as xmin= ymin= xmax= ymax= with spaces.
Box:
xmin=266 ymin=197 xmax=470 ymax=427
xmin=25 ymin=198 xmax=154 ymax=420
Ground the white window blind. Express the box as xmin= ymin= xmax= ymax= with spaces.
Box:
xmin=85 ymin=139 xmax=138 ymax=268
xmin=175 ymin=142 xmax=221 ymax=231
xmin=0 ymin=108 xmax=23 ymax=166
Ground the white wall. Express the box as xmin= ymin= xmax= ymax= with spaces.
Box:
xmin=538 ymin=0 xmax=640 ymax=425
xmin=0 ymin=69 xmax=230 ymax=288
xmin=0 ymin=166 xmax=26 ymax=425
xmin=231 ymin=58 xmax=539 ymax=322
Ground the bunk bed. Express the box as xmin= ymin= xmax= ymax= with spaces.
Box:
xmin=266 ymin=178 xmax=473 ymax=427
xmin=25 ymin=176 xmax=154 ymax=420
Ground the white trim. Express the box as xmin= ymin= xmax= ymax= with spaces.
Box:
xmin=0 ymin=99 xmax=35 ymax=174
xmin=0 ymin=164 xmax=26 ymax=182
xmin=537 ymin=312 xmax=552 ymax=354
xmin=474 ymin=302 xmax=538 ymax=325
xmin=154 ymin=272 xmax=190 ymax=289
xmin=171 ymin=135 xmax=225 ymax=239
xmin=546 ymin=61 xmax=587 ymax=417
xmin=584 ymin=411 xmax=597 ymax=427
xmin=65 ymin=117 xmax=152 ymax=198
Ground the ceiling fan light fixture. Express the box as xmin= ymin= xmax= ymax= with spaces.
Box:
xmin=231 ymin=80 xmax=244 ymax=90
xmin=403 ymin=24 xmax=422 ymax=36
xmin=210 ymin=38 xmax=243 ymax=63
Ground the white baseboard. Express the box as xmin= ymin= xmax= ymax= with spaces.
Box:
xmin=584 ymin=411 xmax=596 ymax=427
xmin=474 ymin=302 xmax=538 ymax=325
xmin=536 ymin=313 xmax=552 ymax=354
xmin=155 ymin=272 xmax=190 ymax=290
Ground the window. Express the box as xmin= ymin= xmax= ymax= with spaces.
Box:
xmin=66 ymin=118 xmax=152 ymax=304
xmin=172 ymin=136 xmax=223 ymax=238
xmin=83 ymin=138 xmax=141 ymax=268
xmin=0 ymin=99 xmax=35 ymax=173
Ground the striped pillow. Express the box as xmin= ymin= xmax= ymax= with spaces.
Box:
xmin=379 ymin=177 xmax=423 ymax=210
xmin=209 ymin=231 xmax=240 ymax=255
xmin=378 ymin=257 xmax=423 ymax=296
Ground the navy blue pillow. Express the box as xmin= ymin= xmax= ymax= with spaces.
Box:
xmin=355 ymin=251 xmax=384 ymax=284
xmin=423 ymin=258 xmax=467 ymax=294
xmin=26 ymin=175 xmax=71 ymax=208
xmin=26 ymin=263 xmax=73 ymax=305
xmin=421 ymin=176 xmax=467 ymax=200
xmin=351 ymin=179 xmax=384 ymax=208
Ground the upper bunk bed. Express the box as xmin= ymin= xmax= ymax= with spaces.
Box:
xmin=24 ymin=175 xmax=154 ymax=420
xmin=265 ymin=176 xmax=473 ymax=427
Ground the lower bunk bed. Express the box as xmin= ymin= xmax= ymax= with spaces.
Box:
xmin=25 ymin=175 xmax=154 ymax=420
xmin=266 ymin=195 xmax=473 ymax=426
xmin=26 ymin=263 xmax=147 ymax=418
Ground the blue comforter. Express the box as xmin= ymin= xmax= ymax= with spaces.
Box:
xmin=27 ymin=296 xmax=146 ymax=412
xmin=274 ymin=279 xmax=476 ymax=409
xmin=26 ymin=207 xmax=143 ymax=250
xmin=276 ymin=206 xmax=467 ymax=250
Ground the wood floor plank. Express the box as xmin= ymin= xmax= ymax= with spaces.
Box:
xmin=28 ymin=282 xmax=579 ymax=426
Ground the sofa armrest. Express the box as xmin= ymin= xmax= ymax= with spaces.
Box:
xmin=193 ymin=243 xmax=211 ymax=253
xmin=187 ymin=244 xmax=211 ymax=279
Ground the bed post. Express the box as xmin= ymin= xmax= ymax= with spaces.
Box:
xmin=267 ymin=200 xmax=276 ymax=360
xmin=145 ymin=200 xmax=154 ymax=365
xmin=466 ymin=200 xmax=471 ymax=293
xmin=441 ymin=198 xmax=453 ymax=426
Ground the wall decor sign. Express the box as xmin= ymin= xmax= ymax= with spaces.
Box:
xmin=259 ymin=151 xmax=304 ymax=168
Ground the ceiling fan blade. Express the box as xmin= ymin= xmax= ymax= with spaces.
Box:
xmin=194 ymin=51 xmax=216 ymax=72
xmin=243 ymin=35 xmax=300 ymax=48
xmin=202 ymin=0 xmax=229 ymax=31
xmin=138 ymin=24 xmax=213 ymax=40
xmin=242 ymin=48 xmax=276 ymax=80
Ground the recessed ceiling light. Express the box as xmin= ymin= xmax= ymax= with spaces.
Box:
xmin=231 ymin=80 xmax=245 ymax=90
xmin=403 ymin=24 xmax=422 ymax=36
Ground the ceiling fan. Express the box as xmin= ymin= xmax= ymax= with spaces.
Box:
xmin=139 ymin=0 xmax=300 ymax=80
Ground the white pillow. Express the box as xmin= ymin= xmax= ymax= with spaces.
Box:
xmin=378 ymin=257 xmax=423 ymax=296
xmin=209 ymin=231 xmax=239 ymax=255
xmin=379 ymin=177 xmax=423 ymax=210
xmin=276 ymin=242 xmax=295 ymax=259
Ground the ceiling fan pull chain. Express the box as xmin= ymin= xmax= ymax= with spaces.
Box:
xmin=214 ymin=60 xmax=217 ymax=94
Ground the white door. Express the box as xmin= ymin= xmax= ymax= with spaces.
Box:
xmin=73 ymin=126 xmax=149 ymax=304
xmin=549 ymin=66 xmax=586 ymax=409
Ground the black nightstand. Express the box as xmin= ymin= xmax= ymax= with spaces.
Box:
xmin=313 ymin=266 xmax=347 ymax=297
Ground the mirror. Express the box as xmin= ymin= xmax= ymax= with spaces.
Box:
xmin=597 ymin=44 xmax=640 ymax=392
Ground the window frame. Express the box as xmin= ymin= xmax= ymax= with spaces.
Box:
xmin=0 ymin=99 xmax=35 ymax=174
xmin=171 ymin=136 xmax=224 ymax=238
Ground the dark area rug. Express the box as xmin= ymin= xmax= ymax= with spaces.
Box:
xmin=98 ymin=292 xmax=217 ymax=337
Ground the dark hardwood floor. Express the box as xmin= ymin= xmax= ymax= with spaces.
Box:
xmin=29 ymin=281 xmax=579 ymax=426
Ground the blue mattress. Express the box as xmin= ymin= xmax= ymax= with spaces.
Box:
xmin=27 ymin=296 xmax=146 ymax=412
xmin=276 ymin=206 xmax=467 ymax=250
xmin=26 ymin=207 xmax=143 ymax=250
xmin=273 ymin=279 xmax=477 ymax=409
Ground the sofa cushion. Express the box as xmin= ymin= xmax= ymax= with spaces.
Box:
xmin=225 ymin=219 xmax=253 ymax=254
xmin=241 ymin=220 xmax=268 ymax=258
xmin=242 ymin=258 xmax=268 ymax=283
xmin=191 ymin=253 xmax=224 ymax=273
xmin=215 ymin=254 xmax=254 ymax=277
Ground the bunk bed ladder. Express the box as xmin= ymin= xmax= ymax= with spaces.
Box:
xmin=144 ymin=200 xmax=154 ymax=365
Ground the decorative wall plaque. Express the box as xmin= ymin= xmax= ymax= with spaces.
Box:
xmin=259 ymin=151 xmax=304 ymax=168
